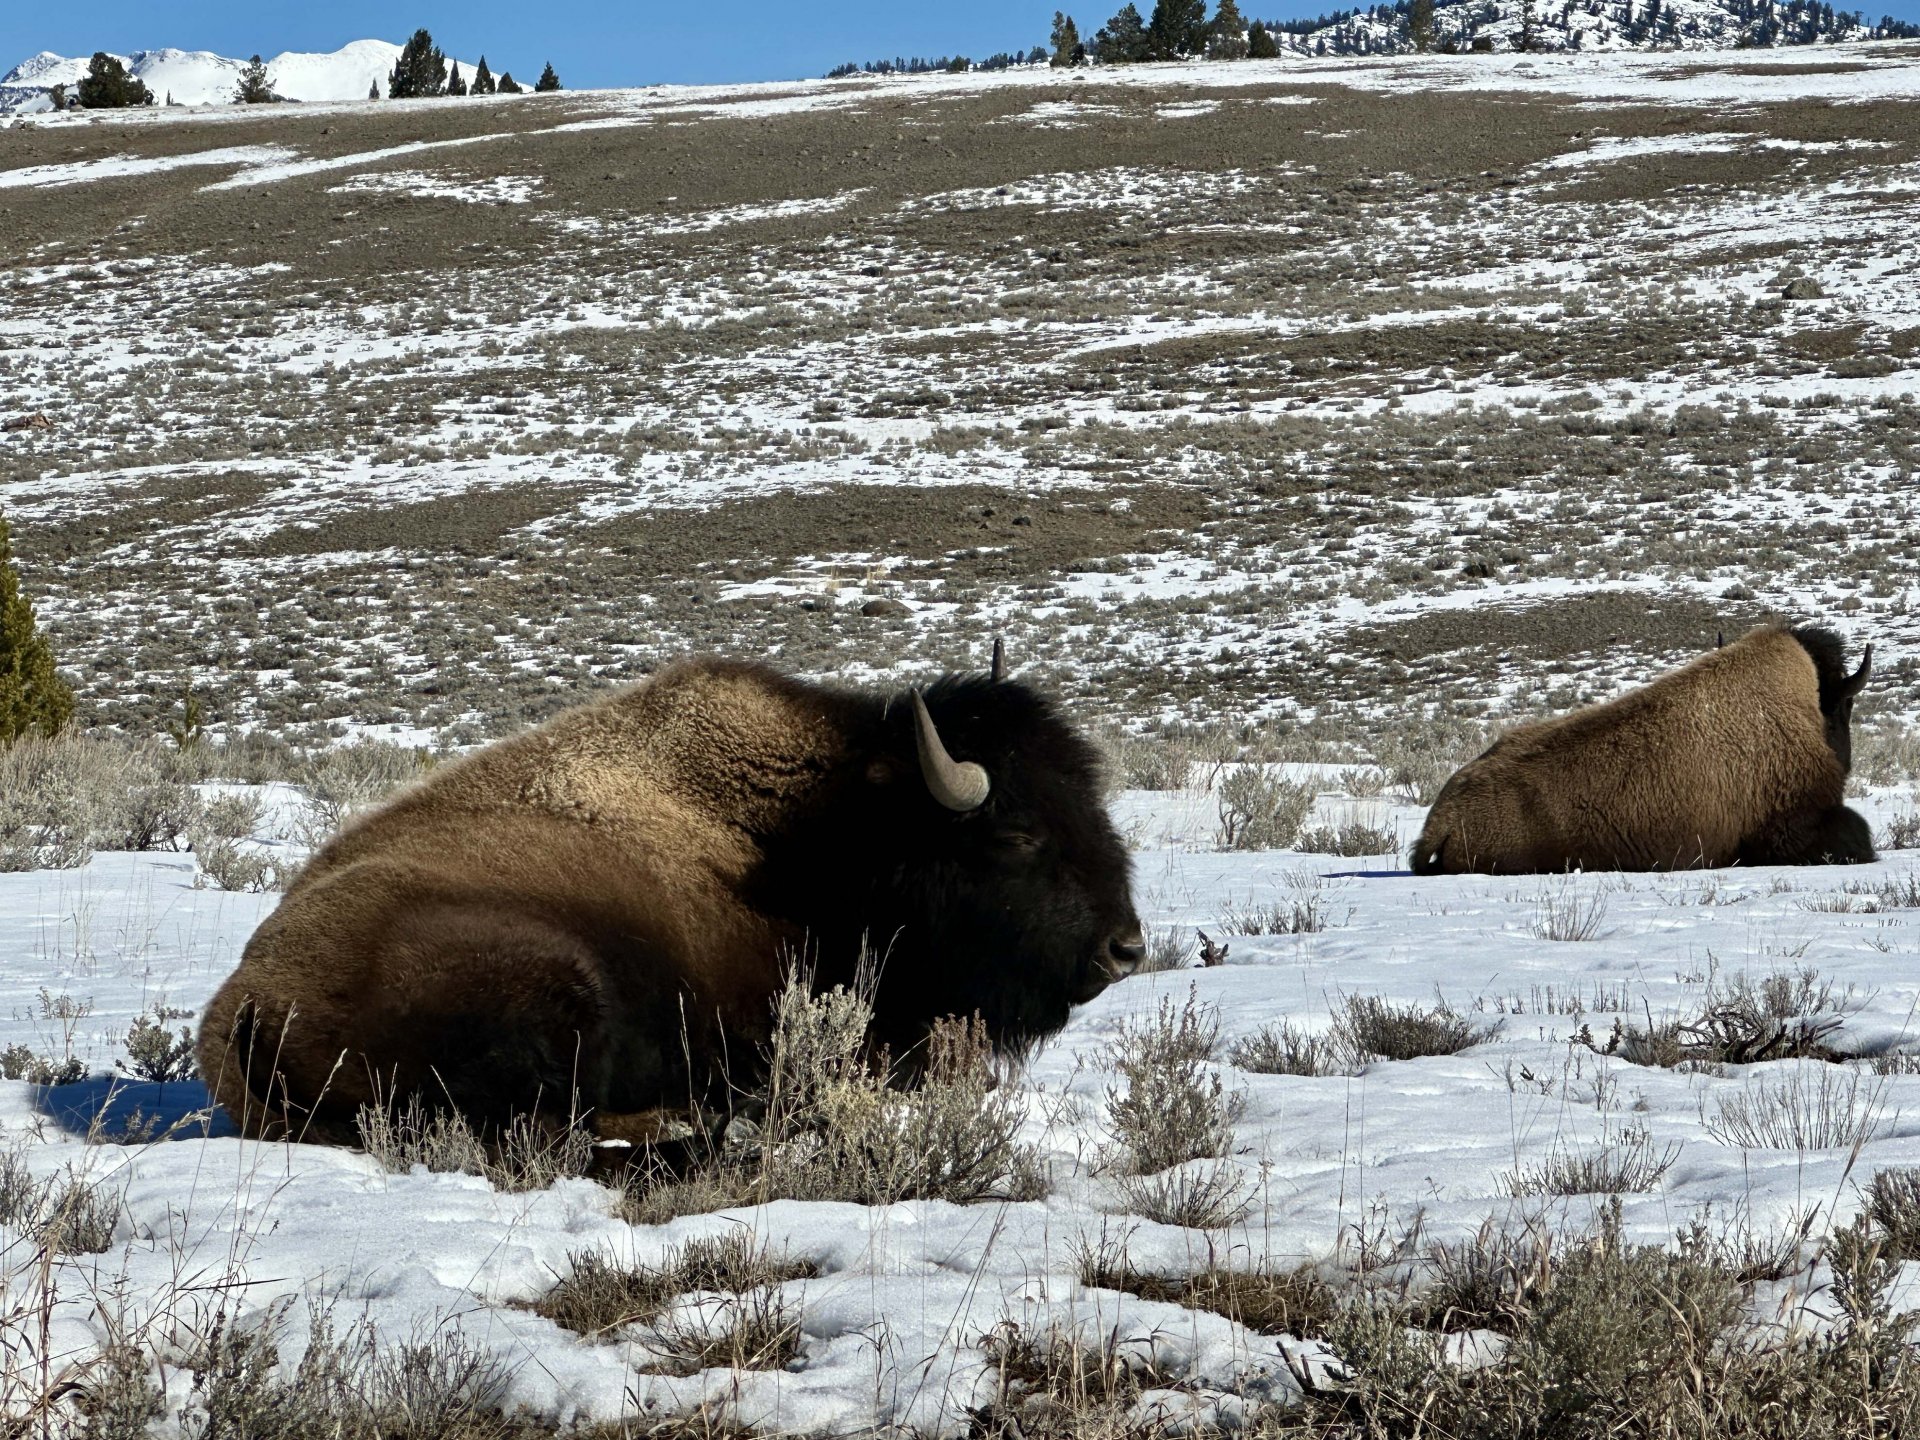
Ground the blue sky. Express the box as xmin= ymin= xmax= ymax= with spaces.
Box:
xmin=6 ymin=0 xmax=1918 ymax=87
xmin=6 ymin=1 xmax=1045 ymax=87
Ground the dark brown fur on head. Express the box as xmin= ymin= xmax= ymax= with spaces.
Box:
xmin=1410 ymin=623 xmax=1875 ymax=876
xmin=196 ymin=657 xmax=1143 ymax=1144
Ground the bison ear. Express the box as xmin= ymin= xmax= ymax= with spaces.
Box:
xmin=865 ymin=757 xmax=902 ymax=786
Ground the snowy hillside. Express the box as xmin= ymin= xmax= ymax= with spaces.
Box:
xmin=0 ymin=38 xmax=481 ymax=115
xmin=1267 ymin=0 xmax=1917 ymax=55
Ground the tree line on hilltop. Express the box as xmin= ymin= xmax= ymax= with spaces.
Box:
xmin=823 ymin=0 xmax=1916 ymax=71
xmin=44 ymin=30 xmax=562 ymax=110
xmin=382 ymin=29 xmax=561 ymax=100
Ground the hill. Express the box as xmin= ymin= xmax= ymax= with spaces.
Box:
xmin=0 ymin=39 xmax=484 ymax=114
xmin=1262 ymin=0 xmax=1918 ymax=55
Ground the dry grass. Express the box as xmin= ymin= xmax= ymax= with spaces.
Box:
xmin=355 ymin=1095 xmax=595 ymax=1193
xmin=0 ymin=1150 xmax=120 ymax=1255
xmin=1704 ymin=1064 xmax=1894 ymax=1152
xmin=614 ymin=972 xmax=1048 ymax=1222
xmin=1504 ymin=1120 xmax=1680 ymax=1197
xmin=973 ymin=1317 xmax=1189 ymax=1440
xmin=1138 ymin=923 xmax=1195 ymax=973
xmin=1080 ymin=1235 xmax=1339 ymax=1339
xmin=1220 ymin=874 xmax=1348 ymax=936
xmin=1528 ymin=879 xmax=1612 ymax=941
xmin=1294 ymin=821 xmax=1400 ymax=857
xmin=1336 ymin=994 xmax=1488 ymax=1062
xmin=1864 ymin=1166 xmax=1920 ymax=1263
xmin=1226 ymin=1020 xmax=1363 ymax=1078
xmin=532 ymin=1231 xmax=817 ymax=1355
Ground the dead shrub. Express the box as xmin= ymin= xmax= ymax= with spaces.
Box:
xmin=1295 ymin=821 xmax=1400 ymax=857
xmin=1865 ymin=1167 xmax=1920 ymax=1261
xmin=0 ymin=1149 xmax=120 ymax=1254
xmin=1504 ymin=1120 xmax=1679 ymax=1197
xmin=1214 ymin=767 xmax=1314 ymax=851
xmin=1336 ymin=994 xmax=1488 ymax=1062
xmin=1106 ymin=987 xmax=1237 ymax=1173
xmin=1227 ymin=1020 xmax=1363 ymax=1078
xmin=754 ymin=977 xmax=1047 ymax=1206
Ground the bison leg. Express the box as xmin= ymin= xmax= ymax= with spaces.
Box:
xmin=203 ymin=903 xmax=614 ymax=1142
xmin=1740 ymin=806 xmax=1876 ymax=867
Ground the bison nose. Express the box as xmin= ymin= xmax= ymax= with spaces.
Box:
xmin=1107 ymin=931 xmax=1147 ymax=977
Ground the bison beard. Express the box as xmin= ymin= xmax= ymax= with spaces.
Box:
xmin=197 ymin=658 xmax=1143 ymax=1145
xmin=1411 ymin=623 xmax=1875 ymax=876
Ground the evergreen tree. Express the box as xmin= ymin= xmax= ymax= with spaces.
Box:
xmin=1516 ymin=0 xmax=1539 ymax=47
xmin=388 ymin=29 xmax=447 ymax=99
xmin=1051 ymin=11 xmax=1086 ymax=65
xmin=535 ymin=61 xmax=562 ymax=91
xmin=1410 ymin=0 xmax=1437 ymax=47
xmin=233 ymin=54 xmax=280 ymax=104
xmin=1208 ymin=0 xmax=1251 ymax=55
xmin=447 ymin=60 xmax=468 ymax=96
xmin=77 ymin=53 xmax=154 ymax=108
xmin=497 ymin=70 xmax=523 ymax=93
xmin=1248 ymin=17 xmax=1281 ymax=52
xmin=369 ymin=78 xmax=381 ymax=100
xmin=1094 ymin=3 xmax=1154 ymax=59
xmin=1148 ymin=0 xmax=1211 ymax=56
xmin=472 ymin=55 xmax=496 ymax=93
xmin=0 ymin=515 xmax=73 ymax=743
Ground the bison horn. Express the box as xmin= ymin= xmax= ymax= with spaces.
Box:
xmin=912 ymin=691 xmax=990 ymax=811
xmin=990 ymin=637 xmax=1006 ymax=683
xmin=1843 ymin=644 xmax=1874 ymax=697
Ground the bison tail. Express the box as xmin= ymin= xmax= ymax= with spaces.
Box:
xmin=1410 ymin=829 xmax=1449 ymax=876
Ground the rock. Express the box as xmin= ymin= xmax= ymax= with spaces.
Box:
xmin=1781 ymin=277 xmax=1824 ymax=300
xmin=1 ymin=412 xmax=50 ymax=432
xmin=860 ymin=597 xmax=910 ymax=618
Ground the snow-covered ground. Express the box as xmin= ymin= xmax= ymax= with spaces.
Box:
xmin=1 ymin=43 xmax=1919 ymax=1428
xmin=6 ymin=778 xmax=1920 ymax=1434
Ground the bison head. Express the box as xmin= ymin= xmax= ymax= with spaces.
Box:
xmin=764 ymin=666 xmax=1143 ymax=1057
xmin=1792 ymin=625 xmax=1872 ymax=770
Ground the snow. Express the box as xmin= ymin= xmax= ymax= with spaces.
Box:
xmin=7 ymin=787 xmax=1920 ymax=1433
xmin=3 ymin=36 xmax=1920 ymax=1433
xmin=0 ymin=40 xmax=485 ymax=113
xmin=0 ymin=145 xmax=295 ymax=190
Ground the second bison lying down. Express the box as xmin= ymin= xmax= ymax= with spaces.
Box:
xmin=1413 ymin=623 xmax=1874 ymax=875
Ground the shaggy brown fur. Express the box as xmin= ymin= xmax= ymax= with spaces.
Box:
xmin=1411 ymin=624 xmax=1874 ymax=875
xmin=197 ymin=657 xmax=1142 ymax=1144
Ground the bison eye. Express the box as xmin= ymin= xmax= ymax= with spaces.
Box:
xmin=995 ymin=830 xmax=1042 ymax=854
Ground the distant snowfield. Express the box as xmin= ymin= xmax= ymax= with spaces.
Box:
xmin=0 ymin=39 xmax=483 ymax=112
xmin=7 ymin=793 xmax=1920 ymax=1433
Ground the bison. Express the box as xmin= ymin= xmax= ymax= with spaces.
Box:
xmin=197 ymin=654 xmax=1144 ymax=1145
xmin=1411 ymin=623 xmax=1874 ymax=875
